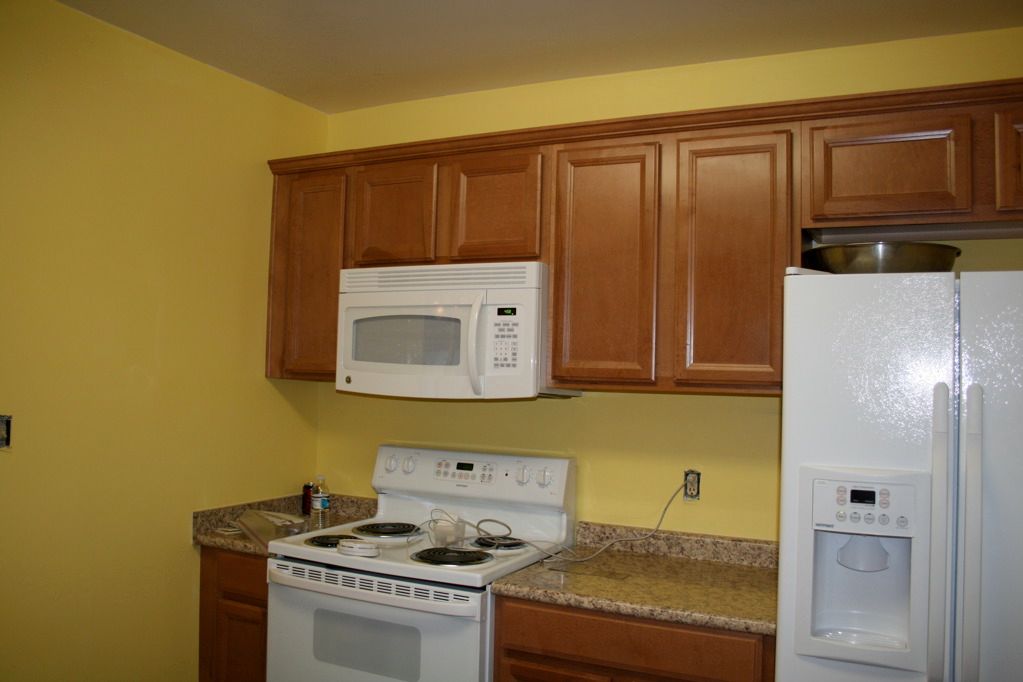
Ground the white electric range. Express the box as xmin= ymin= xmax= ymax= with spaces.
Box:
xmin=266 ymin=444 xmax=575 ymax=682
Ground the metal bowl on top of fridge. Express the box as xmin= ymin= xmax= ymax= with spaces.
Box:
xmin=802 ymin=242 xmax=961 ymax=274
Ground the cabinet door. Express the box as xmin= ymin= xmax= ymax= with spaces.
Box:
xmin=804 ymin=112 xmax=972 ymax=222
xmin=441 ymin=150 xmax=542 ymax=260
xmin=265 ymin=169 xmax=345 ymax=380
xmin=349 ymin=160 xmax=438 ymax=266
xmin=551 ymin=141 xmax=659 ymax=384
xmin=996 ymin=107 xmax=1023 ymax=211
xmin=199 ymin=548 xmax=269 ymax=682
xmin=213 ymin=600 xmax=267 ymax=682
xmin=674 ymin=129 xmax=790 ymax=386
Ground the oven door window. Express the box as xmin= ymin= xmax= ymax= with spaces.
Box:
xmin=313 ymin=609 xmax=421 ymax=681
xmin=352 ymin=314 xmax=460 ymax=366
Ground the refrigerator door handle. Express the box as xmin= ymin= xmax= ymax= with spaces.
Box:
xmin=928 ymin=382 xmax=951 ymax=681
xmin=959 ymin=384 xmax=984 ymax=682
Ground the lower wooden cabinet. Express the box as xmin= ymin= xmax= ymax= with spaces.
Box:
xmin=199 ymin=547 xmax=268 ymax=682
xmin=495 ymin=597 xmax=775 ymax=682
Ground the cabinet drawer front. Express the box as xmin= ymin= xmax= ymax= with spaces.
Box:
xmin=215 ymin=550 xmax=268 ymax=603
xmin=806 ymin=113 xmax=972 ymax=219
xmin=499 ymin=599 xmax=763 ymax=682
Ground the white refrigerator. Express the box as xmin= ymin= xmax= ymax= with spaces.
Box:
xmin=776 ymin=268 xmax=1023 ymax=681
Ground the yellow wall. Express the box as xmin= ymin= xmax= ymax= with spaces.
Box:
xmin=317 ymin=26 xmax=1023 ymax=545
xmin=4 ymin=3 xmax=1023 ymax=680
xmin=327 ymin=26 xmax=1023 ymax=150
xmin=0 ymin=2 xmax=325 ymax=680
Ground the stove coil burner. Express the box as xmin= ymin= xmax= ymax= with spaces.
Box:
xmin=473 ymin=536 xmax=527 ymax=550
xmin=304 ymin=534 xmax=358 ymax=548
xmin=411 ymin=547 xmax=494 ymax=566
xmin=353 ymin=522 xmax=422 ymax=538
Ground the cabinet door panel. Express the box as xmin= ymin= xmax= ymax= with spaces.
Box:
xmin=266 ymin=170 xmax=345 ymax=379
xmin=996 ymin=107 xmax=1023 ymax=211
xmin=445 ymin=151 xmax=542 ymax=260
xmin=214 ymin=600 xmax=267 ymax=682
xmin=552 ymin=142 xmax=658 ymax=383
xmin=805 ymin=113 xmax=972 ymax=220
xmin=351 ymin=161 xmax=437 ymax=265
xmin=675 ymin=131 xmax=789 ymax=385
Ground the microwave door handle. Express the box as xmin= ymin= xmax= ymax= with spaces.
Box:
xmin=467 ymin=293 xmax=483 ymax=396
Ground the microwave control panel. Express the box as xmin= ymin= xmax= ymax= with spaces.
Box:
xmin=490 ymin=306 xmax=521 ymax=371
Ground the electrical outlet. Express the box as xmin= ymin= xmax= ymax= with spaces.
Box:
xmin=684 ymin=469 xmax=701 ymax=501
xmin=0 ymin=415 xmax=10 ymax=449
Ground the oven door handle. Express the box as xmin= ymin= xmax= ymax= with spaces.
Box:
xmin=268 ymin=563 xmax=483 ymax=620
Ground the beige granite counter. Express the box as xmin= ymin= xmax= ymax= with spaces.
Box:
xmin=492 ymin=522 xmax=778 ymax=636
xmin=192 ymin=494 xmax=376 ymax=556
xmin=193 ymin=501 xmax=778 ymax=635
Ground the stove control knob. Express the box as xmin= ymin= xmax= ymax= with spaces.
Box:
xmin=385 ymin=454 xmax=400 ymax=473
xmin=537 ymin=467 xmax=553 ymax=488
xmin=402 ymin=456 xmax=416 ymax=474
xmin=515 ymin=465 xmax=531 ymax=485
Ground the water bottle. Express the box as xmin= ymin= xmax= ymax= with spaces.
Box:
xmin=311 ymin=474 xmax=330 ymax=529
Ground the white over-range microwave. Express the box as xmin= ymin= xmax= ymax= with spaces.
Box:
xmin=336 ymin=262 xmax=577 ymax=400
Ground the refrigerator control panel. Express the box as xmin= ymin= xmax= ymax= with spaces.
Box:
xmin=811 ymin=477 xmax=918 ymax=537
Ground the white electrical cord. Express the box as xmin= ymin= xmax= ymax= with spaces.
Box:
xmin=403 ymin=475 xmax=688 ymax=565
xmin=538 ymin=476 xmax=688 ymax=565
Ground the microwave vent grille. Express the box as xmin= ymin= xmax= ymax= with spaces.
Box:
xmin=342 ymin=262 xmax=542 ymax=292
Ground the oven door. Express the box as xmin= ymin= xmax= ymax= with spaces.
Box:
xmin=267 ymin=561 xmax=492 ymax=682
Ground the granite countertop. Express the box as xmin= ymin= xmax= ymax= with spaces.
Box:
xmin=193 ymin=501 xmax=778 ymax=635
xmin=491 ymin=522 xmax=778 ymax=636
xmin=192 ymin=494 xmax=376 ymax=556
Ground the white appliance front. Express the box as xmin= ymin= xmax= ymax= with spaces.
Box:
xmin=336 ymin=262 xmax=562 ymax=400
xmin=777 ymin=271 xmax=956 ymax=681
xmin=956 ymin=271 xmax=1023 ymax=681
xmin=778 ymin=268 xmax=1023 ymax=682
xmin=267 ymin=570 xmax=491 ymax=682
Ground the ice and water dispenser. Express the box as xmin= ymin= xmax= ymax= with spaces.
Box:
xmin=793 ymin=465 xmax=932 ymax=673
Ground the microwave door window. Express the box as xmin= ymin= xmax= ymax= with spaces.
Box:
xmin=352 ymin=315 xmax=461 ymax=366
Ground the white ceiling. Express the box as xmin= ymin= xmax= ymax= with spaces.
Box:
xmin=59 ymin=0 xmax=1023 ymax=114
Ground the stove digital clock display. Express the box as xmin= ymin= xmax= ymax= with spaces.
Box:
xmin=456 ymin=462 xmax=474 ymax=471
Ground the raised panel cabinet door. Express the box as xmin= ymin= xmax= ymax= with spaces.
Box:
xmin=674 ymin=130 xmax=791 ymax=386
xmin=551 ymin=141 xmax=659 ymax=384
xmin=199 ymin=548 xmax=269 ymax=682
xmin=804 ymin=112 xmax=972 ymax=221
xmin=213 ymin=600 xmax=267 ymax=682
xmin=996 ymin=107 xmax=1023 ymax=210
xmin=350 ymin=160 xmax=438 ymax=266
xmin=442 ymin=150 xmax=542 ymax=260
xmin=265 ymin=169 xmax=345 ymax=380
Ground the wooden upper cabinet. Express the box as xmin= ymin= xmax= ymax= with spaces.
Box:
xmin=347 ymin=151 xmax=542 ymax=268
xmin=550 ymin=140 xmax=659 ymax=384
xmin=803 ymin=111 xmax=972 ymax=224
xmin=265 ymin=169 xmax=345 ymax=380
xmin=440 ymin=150 xmax=542 ymax=260
xmin=996 ymin=107 xmax=1023 ymax=211
xmin=674 ymin=128 xmax=791 ymax=386
xmin=348 ymin=160 xmax=438 ymax=266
